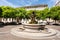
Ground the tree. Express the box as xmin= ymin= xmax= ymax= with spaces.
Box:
xmin=0 ymin=7 xmax=3 ymax=22
xmin=26 ymin=10 xmax=34 ymax=19
xmin=50 ymin=6 xmax=60 ymax=24
xmin=15 ymin=8 xmax=26 ymax=24
xmin=1 ymin=6 xmax=16 ymax=22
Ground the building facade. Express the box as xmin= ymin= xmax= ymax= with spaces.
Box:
xmin=55 ymin=1 xmax=60 ymax=6
xmin=21 ymin=4 xmax=48 ymax=10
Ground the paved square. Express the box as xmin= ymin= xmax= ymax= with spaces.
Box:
xmin=0 ymin=25 xmax=60 ymax=40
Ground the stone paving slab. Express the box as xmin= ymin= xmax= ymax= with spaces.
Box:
xmin=0 ymin=25 xmax=60 ymax=40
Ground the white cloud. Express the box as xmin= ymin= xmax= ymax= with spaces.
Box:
xmin=48 ymin=0 xmax=58 ymax=6
xmin=52 ymin=0 xmax=60 ymax=6
xmin=0 ymin=0 xmax=16 ymax=7
xmin=55 ymin=0 xmax=60 ymax=3
xmin=0 ymin=0 xmax=57 ymax=7
xmin=1 ymin=0 xmax=39 ymax=7
xmin=16 ymin=0 xmax=39 ymax=6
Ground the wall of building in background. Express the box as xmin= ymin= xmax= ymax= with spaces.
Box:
xmin=55 ymin=1 xmax=60 ymax=6
xmin=26 ymin=7 xmax=47 ymax=10
xmin=21 ymin=4 xmax=48 ymax=10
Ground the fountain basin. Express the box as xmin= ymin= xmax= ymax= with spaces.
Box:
xmin=11 ymin=27 xmax=58 ymax=39
xmin=23 ymin=24 xmax=45 ymax=30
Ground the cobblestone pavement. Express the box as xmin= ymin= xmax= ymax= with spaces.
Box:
xmin=0 ymin=25 xmax=60 ymax=40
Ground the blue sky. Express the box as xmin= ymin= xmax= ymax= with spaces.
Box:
xmin=0 ymin=0 xmax=58 ymax=8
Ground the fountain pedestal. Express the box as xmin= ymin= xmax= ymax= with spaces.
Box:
xmin=23 ymin=24 xmax=45 ymax=29
xmin=23 ymin=24 xmax=46 ymax=33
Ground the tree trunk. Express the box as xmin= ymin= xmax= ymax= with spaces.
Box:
xmin=25 ymin=19 xmax=27 ymax=23
xmin=9 ymin=18 xmax=11 ymax=21
xmin=0 ymin=18 xmax=2 ymax=22
xmin=6 ymin=18 xmax=7 ymax=22
xmin=55 ymin=20 xmax=56 ymax=24
xmin=16 ymin=17 xmax=19 ymax=24
xmin=49 ymin=18 xmax=50 ymax=21
xmin=12 ymin=18 xmax=14 ymax=22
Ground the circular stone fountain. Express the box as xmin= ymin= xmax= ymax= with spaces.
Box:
xmin=11 ymin=11 xmax=60 ymax=40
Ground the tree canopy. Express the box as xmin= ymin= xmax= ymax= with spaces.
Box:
xmin=0 ymin=6 xmax=59 ymax=21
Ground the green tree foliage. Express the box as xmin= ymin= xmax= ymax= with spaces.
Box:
xmin=36 ymin=8 xmax=49 ymax=20
xmin=15 ymin=8 xmax=26 ymax=23
xmin=0 ymin=7 xmax=3 ymax=17
xmin=1 ymin=6 xmax=14 ymax=18
xmin=50 ymin=6 xmax=60 ymax=23
xmin=0 ymin=6 xmax=60 ymax=23
xmin=15 ymin=8 xmax=26 ymax=19
xmin=26 ymin=10 xmax=34 ymax=19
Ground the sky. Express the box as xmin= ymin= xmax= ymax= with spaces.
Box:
xmin=0 ymin=0 xmax=59 ymax=8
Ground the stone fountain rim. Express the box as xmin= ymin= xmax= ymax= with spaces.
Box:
xmin=23 ymin=24 xmax=46 ymax=25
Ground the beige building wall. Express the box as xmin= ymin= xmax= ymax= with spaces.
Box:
xmin=22 ymin=4 xmax=48 ymax=10
xmin=55 ymin=1 xmax=60 ymax=6
xmin=26 ymin=7 xmax=47 ymax=10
